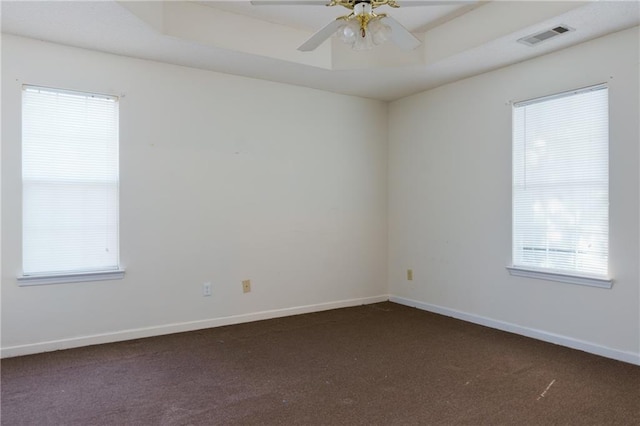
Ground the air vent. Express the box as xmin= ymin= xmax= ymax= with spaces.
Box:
xmin=517 ymin=25 xmax=574 ymax=46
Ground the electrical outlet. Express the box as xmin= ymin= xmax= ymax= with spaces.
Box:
xmin=407 ymin=269 xmax=413 ymax=281
xmin=203 ymin=282 xmax=212 ymax=297
xmin=242 ymin=279 xmax=251 ymax=293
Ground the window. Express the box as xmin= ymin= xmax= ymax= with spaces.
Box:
xmin=19 ymin=85 xmax=123 ymax=285
xmin=508 ymin=84 xmax=610 ymax=288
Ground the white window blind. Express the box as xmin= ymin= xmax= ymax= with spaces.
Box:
xmin=22 ymin=85 xmax=120 ymax=277
xmin=512 ymin=84 xmax=609 ymax=278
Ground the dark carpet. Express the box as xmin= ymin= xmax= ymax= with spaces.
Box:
xmin=1 ymin=302 xmax=639 ymax=425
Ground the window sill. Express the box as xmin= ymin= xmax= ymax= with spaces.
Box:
xmin=17 ymin=269 xmax=125 ymax=286
xmin=506 ymin=266 xmax=612 ymax=289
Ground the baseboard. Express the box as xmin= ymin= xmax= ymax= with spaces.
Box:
xmin=389 ymin=295 xmax=640 ymax=366
xmin=1 ymin=295 xmax=389 ymax=358
xmin=6 ymin=294 xmax=638 ymax=366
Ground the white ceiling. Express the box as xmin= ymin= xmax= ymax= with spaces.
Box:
xmin=1 ymin=1 xmax=639 ymax=101
xmin=200 ymin=0 xmax=475 ymax=32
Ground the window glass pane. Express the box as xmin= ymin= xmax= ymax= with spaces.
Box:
xmin=22 ymin=86 xmax=120 ymax=275
xmin=512 ymin=85 xmax=608 ymax=276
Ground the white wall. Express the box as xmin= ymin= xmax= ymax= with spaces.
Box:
xmin=3 ymin=27 xmax=639 ymax=364
xmin=389 ymin=27 xmax=639 ymax=362
xmin=1 ymin=35 xmax=389 ymax=355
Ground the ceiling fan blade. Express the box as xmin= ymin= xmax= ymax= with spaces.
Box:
xmin=394 ymin=0 xmax=476 ymax=6
xmin=298 ymin=18 xmax=345 ymax=51
xmin=251 ymin=0 xmax=475 ymax=5
xmin=380 ymin=16 xmax=421 ymax=50
xmin=250 ymin=1 xmax=330 ymax=5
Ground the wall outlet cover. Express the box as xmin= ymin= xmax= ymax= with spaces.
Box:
xmin=203 ymin=282 xmax=212 ymax=296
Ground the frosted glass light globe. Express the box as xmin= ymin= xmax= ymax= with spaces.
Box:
xmin=337 ymin=19 xmax=359 ymax=46
xmin=369 ymin=19 xmax=392 ymax=45
xmin=352 ymin=28 xmax=373 ymax=51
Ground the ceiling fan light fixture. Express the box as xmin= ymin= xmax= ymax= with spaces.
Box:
xmin=336 ymin=14 xmax=391 ymax=50
xmin=352 ymin=27 xmax=375 ymax=50
xmin=274 ymin=0 xmax=421 ymax=52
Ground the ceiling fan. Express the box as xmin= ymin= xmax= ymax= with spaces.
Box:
xmin=250 ymin=0 xmax=469 ymax=51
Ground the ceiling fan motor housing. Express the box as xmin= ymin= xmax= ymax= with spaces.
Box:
xmin=354 ymin=1 xmax=373 ymax=16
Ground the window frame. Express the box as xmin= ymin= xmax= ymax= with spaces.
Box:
xmin=507 ymin=83 xmax=612 ymax=289
xmin=19 ymin=84 xmax=125 ymax=286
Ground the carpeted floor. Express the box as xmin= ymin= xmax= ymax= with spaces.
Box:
xmin=1 ymin=302 xmax=639 ymax=425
